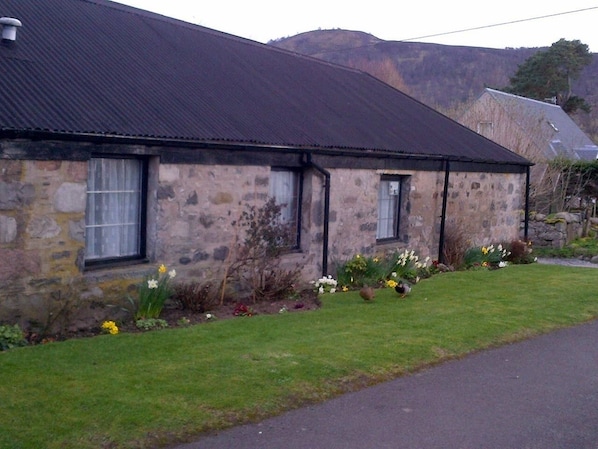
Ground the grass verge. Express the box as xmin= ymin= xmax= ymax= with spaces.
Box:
xmin=1 ymin=264 xmax=598 ymax=448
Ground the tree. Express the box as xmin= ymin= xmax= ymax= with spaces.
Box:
xmin=345 ymin=57 xmax=410 ymax=93
xmin=506 ymin=39 xmax=592 ymax=113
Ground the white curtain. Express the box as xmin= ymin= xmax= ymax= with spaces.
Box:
xmin=85 ymin=158 xmax=142 ymax=260
xmin=269 ymin=170 xmax=298 ymax=225
xmin=376 ymin=180 xmax=400 ymax=239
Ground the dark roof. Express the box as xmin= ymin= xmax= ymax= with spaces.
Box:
xmin=0 ymin=0 xmax=530 ymax=166
xmin=484 ymin=89 xmax=598 ymax=161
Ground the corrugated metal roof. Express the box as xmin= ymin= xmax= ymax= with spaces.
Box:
xmin=485 ymin=88 xmax=598 ymax=161
xmin=0 ymin=0 xmax=530 ymax=166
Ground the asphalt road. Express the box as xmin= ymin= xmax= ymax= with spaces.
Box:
xmin=173 ymin=320 xmax=598 ymax=449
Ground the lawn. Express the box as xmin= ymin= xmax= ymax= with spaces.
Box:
xmin=1 ymin=263 xmax=598 ymax=449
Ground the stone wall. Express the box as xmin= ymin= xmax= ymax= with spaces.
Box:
xmin=525 ymin=212 xmax=585 ymax=248
xmin=0 ymin=157 xmax=526 ymax=331
xmin=0 ymin=159 xmax=111 ymax=332
xmin=446 ymin=171 xmax=524 ymax=244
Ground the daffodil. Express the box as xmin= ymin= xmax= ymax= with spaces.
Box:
xmin=168 ymin=269 xmax=177 ymax=279
xmin=158 ymin=264 xmax=167 ymax=274
xmin=101 ymin=320 xmax=119 ymax=335
xmin=147 ymin=279 xmax=158 ymax=289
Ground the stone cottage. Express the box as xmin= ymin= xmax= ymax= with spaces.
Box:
xmin=460 ymin=88 xmax=597 ymax=212
xmin=0 ymin=0 xmax=531 ymax=329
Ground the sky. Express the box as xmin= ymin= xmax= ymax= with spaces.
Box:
xmin=113 ymin=1 xmax=598 ymax=52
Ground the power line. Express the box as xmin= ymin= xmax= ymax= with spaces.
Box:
xmin=304 ymin=6 xmax=597 ymax=56
xmin=399 ymin=6 xmax=598 ymax=42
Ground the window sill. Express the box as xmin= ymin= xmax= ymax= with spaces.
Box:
xmin=84 ymin=257 xmax=149 ymax=272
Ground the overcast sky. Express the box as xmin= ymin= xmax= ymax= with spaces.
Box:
xmin=113 ymin=1 xmax=598 ymax=52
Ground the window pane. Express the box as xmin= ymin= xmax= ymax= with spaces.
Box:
xmin=269 ymin=170 xmax=299 ymax=226
xmin=269 ymin=169 xmax=299 ymax=246
xmin=377 ymin=179 xmax=400 ymax=239
xmin=85 ymin=158 xmax=143 ymax=260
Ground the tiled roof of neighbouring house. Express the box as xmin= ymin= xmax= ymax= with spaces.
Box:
xmin=0 ymin=0 xmax=530 ymax=166
xmin=485 ymin=88 xmax=598 ymax=161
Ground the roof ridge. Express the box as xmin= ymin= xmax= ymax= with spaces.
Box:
xmin=485 ymin=88 xmax=560 ymax=109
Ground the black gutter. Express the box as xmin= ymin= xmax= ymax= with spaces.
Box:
xmin=0 ymin=129 xmax=532 ymax=169
xmin=438 ymin=159 xmax=450 ymax=264
xmin=524 ymin=166 xmax=530 ymax=241
xmin=304 ymin=153 xmax=330 ymax=276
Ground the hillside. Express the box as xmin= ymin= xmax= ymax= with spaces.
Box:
xmin=270 ymin=30 xmax=598 ymax=140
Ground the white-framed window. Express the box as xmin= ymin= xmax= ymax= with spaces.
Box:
xmin=85 ymin=156 xmax=147 ymax=265
xmin=269 ymin=168 xmax=300 ymax=247
xmin=376 ymin=176 xmax=402 ymax=240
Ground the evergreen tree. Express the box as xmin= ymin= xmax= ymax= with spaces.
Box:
xmin=506 ymin=39 xmax=592 ymax=113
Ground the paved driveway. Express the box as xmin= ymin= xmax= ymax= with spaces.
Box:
xmin=173 ymin=320 xmax=598 ymax=449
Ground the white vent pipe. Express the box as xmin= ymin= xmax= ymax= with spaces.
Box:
xmin=0 ymin=17 xmax=22 ymax=41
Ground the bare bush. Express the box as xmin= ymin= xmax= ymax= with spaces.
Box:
xmin=442 ymin=220 xmax=471 ymax=268
xmin=171 ymin=282 xmax=219 ymax=313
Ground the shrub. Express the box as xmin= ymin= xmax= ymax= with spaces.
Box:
xmin=335 ymin=254 xmax=390 ymax=288
xmin=442 ymin=220 xmax=471 ymax=268
xmin=506 ymin=240 xmax=536 ymax=264
xmin=225 ymin=198 xmax=301 ymax=303
xmin=0 ymin=324 xmax=28 ymax=351
xmin=252 ymin=268 xmax=301 ymax=302
xmin=27 ymin=278 xmax=87 ymax=341
xmin=336 ymin=250 xmax=431 ymax=288
xmin=172 ymin=281 xmax=218 ymax=313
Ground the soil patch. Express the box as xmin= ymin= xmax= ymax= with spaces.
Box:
xmin=155 ymin=289 xmax=321 ymax=326
xmin=37 ymin=289 xmax=322 ymax=343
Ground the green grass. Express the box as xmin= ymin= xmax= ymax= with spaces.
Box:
xmin=2 ymin=264 xmax=598 ymax=448
xmin=535 ymin=236 xmax=598 ymax=258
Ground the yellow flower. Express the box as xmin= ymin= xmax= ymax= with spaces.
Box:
xmin=482 ymin=247 xmax=489 ymax=255
xmin=386 ymin=279 xmax=398 ymax=288
xmin=101 ymin=320 xmax=119 ymax=335
xmin=342 ymin=286 xmax=349 ymax=292
xmin=158 ymin=264 xmax=167 ymax=274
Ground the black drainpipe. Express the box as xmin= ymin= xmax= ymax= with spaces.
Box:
xmin=304 ymin=154 xmax=330 ymax=276
xmin=438 ymin=159 xmax=451 ymax=264
xmin=524 ymin=165 xmax=530 ymax=241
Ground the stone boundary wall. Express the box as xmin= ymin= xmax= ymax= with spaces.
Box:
xmin=524 ymin=212 xmax=590 ymax=248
